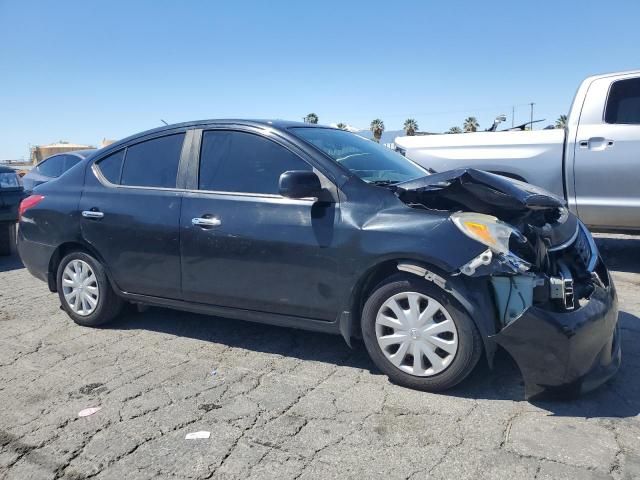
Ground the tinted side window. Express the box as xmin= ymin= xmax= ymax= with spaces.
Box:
xmin=64 ymin=155 xmax=82 ymax=172
xmin=38 ymin=155 xmax=65 ymax=177
xmin=605 ymin=78 xmax=640 ymax=124
xmin=121 ymin=134 xmax=184 ymax=188
xmin=199 ymin=131 xmax=311 ymax=194
xmin=96 ymin=149 xmax=125 ymax=184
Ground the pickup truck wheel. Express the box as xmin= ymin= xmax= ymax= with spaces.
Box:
xmin=56 ymin=251 xmax=124 ymax=327
xmin=361 ymin=273 xmax=482 ymax=392
xmin=0 ymin=223 xmax=13 ymax=256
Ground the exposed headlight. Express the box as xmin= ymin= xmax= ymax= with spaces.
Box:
xmin=451 ymin=212 xmax=520 ymax=255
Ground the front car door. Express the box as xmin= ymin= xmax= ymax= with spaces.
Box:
xmin=79 ymin=132 xmax=186 ymax=299
xmin=180 ymin=127 xmax=342 ymax=321
xmin=572 ymin=74 xmax=640 ymax=229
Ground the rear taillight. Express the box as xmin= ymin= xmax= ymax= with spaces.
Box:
xmin=19 ymin=195 xmax=45 ymax=217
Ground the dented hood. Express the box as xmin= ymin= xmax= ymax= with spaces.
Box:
xmin=394 ymin=168 xmax=566 ymax=220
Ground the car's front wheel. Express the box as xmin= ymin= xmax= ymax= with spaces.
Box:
xmin=56 ymin=251 xmax=123 ymax=327
xmin=361 ymin=273 xmax=482 ymax=392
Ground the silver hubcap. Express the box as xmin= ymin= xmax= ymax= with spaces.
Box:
xmin=376 ymin=292 xmax=458 ymax=376
xmin=62 ymin=260 xmax=99 ymax=316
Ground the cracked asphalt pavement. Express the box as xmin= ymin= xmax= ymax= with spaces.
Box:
xmin=1 ymin=234 xmax=640 ymax=479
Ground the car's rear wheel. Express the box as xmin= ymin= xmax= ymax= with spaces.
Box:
xmin=361 ymin=273 xmax=482 ymax=391
xmin=56 ymin=251 xmax=123 ymax=327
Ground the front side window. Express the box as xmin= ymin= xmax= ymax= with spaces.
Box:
xmin=37 ymin=155 xmax=66 ymax=178
xmin=290 ymin=127 xmax=426 ymax=184
xmin=199 ymin=130 xmax=311 ymax=194
xmin=120 ymin=134 xmax=184 ymax=188
xmin=605 ymin=78 xmax=640 ymax=124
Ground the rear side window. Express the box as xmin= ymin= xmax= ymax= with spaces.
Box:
xmin=64 ymin=155 xmax=81 ymax=172
xmin=120 ymin=134 xmax=184 ymax=188
xmin=97 ymin=150 xmax=125 ymax=183
xmin=37 ymin=155 xmax=65 ymax=177
xmin=605 ymin=78 xmax=640 ymax=124
xmin=199 ymin=130 xmax=311 ymax=194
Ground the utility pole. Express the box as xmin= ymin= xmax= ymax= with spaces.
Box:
xmin=512 ymin=106 xmax=515 ymax=128
xmin=529 ymin=103 xmax=535 ymax=131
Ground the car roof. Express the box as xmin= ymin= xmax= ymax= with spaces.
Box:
xmin=0 ymin=164 xmax=14 ymax=174
xmin=99 ymin=119 xmax=332 ymax=156
xmin=68 ymin=149 xmax=97 ymax=159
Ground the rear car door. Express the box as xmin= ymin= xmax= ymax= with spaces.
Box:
xmin=79 ymin=132 xmax=186 ymax=299
xmin=180 ymin=128 xmax=341 ymax=321
xmin=573 ymin=75 xmax=640 ymax=229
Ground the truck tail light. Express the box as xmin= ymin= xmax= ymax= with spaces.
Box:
xmin=19 ymin=195 xmax=45 ymax=217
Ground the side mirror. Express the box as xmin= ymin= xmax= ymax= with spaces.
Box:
xmin=278 ymin=170 xmax=322 ymax=199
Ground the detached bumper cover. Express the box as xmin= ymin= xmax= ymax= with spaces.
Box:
xmin=491 ymin=278 xmax=620 ymax=399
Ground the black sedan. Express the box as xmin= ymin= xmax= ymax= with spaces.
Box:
xmin=0 ymin=165 xmax=23 ymax=255
xmin=16 ymin=120 xmax=620 ymax=398
xmin=22 ymin=149 xmax=96 ymax=194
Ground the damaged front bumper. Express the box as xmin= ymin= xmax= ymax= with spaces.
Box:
xmin=491 ymin=268 xmax=620 ymax=399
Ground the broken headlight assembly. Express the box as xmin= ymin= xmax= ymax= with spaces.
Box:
xmin=451 ymin=212 xmax=531 ymax=275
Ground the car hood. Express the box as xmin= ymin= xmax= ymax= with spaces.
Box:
xmin=393 ymin=168 xmax=576 ymax=251
xmin=394 ymin=168 xmax=565 ymax=216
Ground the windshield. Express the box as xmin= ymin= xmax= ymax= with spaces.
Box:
xmin=290 ymin=127 xmax=427 ymax=184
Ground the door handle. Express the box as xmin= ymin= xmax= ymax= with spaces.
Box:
xmin=192 ymin=217 xmax=221 ymax=227
xmin=578 ymin=138 xmax=614 ymax=150
xmin=82 ymin=210 xmax=104 ymax=219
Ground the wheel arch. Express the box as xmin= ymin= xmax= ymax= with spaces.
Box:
xmin=47 ymin=241 xmax=117 ymax=293
xmin=345 ymin=258 xmax=498 ymax=366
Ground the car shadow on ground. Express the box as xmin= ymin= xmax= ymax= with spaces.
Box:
xmin=596 ymin=235 xmax=640 ymax=274
xmin=110 ymin=306 xmax=640 ymax=419
xmin=0 ymin=254 xmax=24 ymax=273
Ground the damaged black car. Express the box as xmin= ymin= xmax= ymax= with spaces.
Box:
xmin=17 ymin=120 xmax=620 ymax=399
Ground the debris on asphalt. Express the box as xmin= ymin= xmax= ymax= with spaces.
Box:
xmin=198 ymin=403 xmax=221 ymax=412
xmin=78 ymin=406 xmax=101 ymax=417
xmin=185 ymin=431 xmax=210 ymax=440
xmin=210 ymin=368 xmax=217 ymax=377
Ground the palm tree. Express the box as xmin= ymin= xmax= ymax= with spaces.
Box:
xmin=403 ymin=118 xmax=418 ymax=136
xmin=463 ymin=117 xmax=479 ymax=132
xmin=447 ymin=126 xmax=462 ymax=134
xmin=555 ymin=114 xmax=568 ymax=129
xmin=304 ymin=113 xmax=318 ymax=124
xmin=370 ymin=119 xmax=385 ymax=142
xmin=336 ymin=122 xmax=348 ymax=130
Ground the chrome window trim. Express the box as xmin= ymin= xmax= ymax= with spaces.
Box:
xmin=91 ymin=163 xmax=317 ymax=203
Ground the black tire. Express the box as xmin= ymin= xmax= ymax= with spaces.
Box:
xmin=361 ymin=273 xmax=483 ymax=392
xmin=0 ymin=223 xmax=12 ymax=256
xmin=56 ymin=251 xmax=124 ymax=327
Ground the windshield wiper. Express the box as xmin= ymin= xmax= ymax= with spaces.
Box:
xmin=367 ymin=180 xmax=399 ymax=187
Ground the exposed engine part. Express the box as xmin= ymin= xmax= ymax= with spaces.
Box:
xmin=551 ymin=261 xmax=575 ymax=310
xmin=458 ymin=248 xmax=531 ymax=277
xmin=460 ymin=249 xmax=493 ymax=275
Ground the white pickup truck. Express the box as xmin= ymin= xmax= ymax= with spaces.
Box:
xmin=395 ymin=70 xmax=640 ymax=231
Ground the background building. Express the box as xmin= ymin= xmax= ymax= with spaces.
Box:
xmin=30 ymin=141 xmax=94 ymax=164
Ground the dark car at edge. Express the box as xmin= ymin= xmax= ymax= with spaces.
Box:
xmin=17 ymin=120 xmax=620 ymax=399
xmin=0 ymin=165 xmax=23 ymax=256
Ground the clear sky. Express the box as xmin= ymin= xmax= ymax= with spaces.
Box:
xmin=1 ymin=0 xmax=639 ymax=158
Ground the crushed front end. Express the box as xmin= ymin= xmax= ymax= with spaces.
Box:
xmin=394 ymin=169 xmax=621 ymax=399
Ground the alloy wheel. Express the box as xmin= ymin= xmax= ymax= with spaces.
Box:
xmin=375 ymin=291 xmax=458 ymax=376
xmin=61 ymin=259 xmax=99 ymax=316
